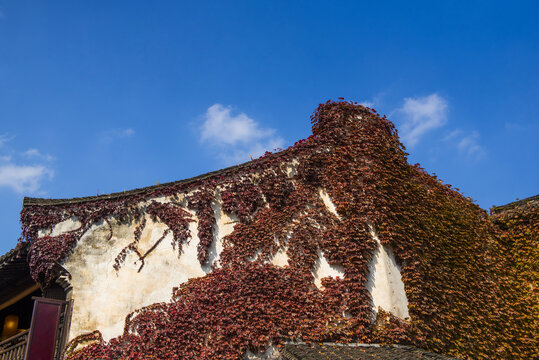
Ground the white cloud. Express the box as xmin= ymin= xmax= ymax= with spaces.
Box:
xmin=99 ymin=128 xmax=135 ymax=143
xmin=23 ymin=148 xmax=39 ymax=157
xmin=22 ymin=148 xmax=54 ymax=161
xmin=443 ymin=129 xmax=461 ymax=141
xmin=0 ymin=134 xmax=13 ymax=147
xmin=457 ymin=131 xmax=486 ymax=159
xmin=0 ymin=164 xmax=53 ymax=193
xmin=359 ymin=92 xmax=386 ymax=110
xmin=396 ymin=93 xmax=448 ymax=147
xmin=443 ymin=128 xmax=486 ymax=160
xmin=201 ymin=104 xmax=275 ymax=145
xmin=0 ymin=133 xmax=54 ymax=193
xmin=200 ymin=104 xmax=285 ymax=164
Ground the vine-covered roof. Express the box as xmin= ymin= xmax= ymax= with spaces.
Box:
xmin=491 ymin=193 xmax=539 ymax=214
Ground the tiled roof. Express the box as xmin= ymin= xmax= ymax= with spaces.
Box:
xmin=0 ymin=243 xmax=26 ymax=270
xmin=22 ymin=150 xmax=289 ymax=208
xmin=491 ymin=194 xmax=539 ymax=214
xmin=22 ymin=162 xmax=245 ymax=207
xmin=255 ymin=343 xmax=458 ymax=360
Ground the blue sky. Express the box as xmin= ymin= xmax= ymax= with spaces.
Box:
xmin=1 ymin=1 xmax=538 ymax=253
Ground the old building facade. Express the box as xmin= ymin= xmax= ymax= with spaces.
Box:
xmin=1 ymin=101 xmax=536 ymax=360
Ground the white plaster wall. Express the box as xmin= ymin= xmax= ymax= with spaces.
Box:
xmin=207 ymin=198 xmax=239 ymax=270
xmin=318 ymin=187 xmax=409 ymax=319
xmin=38 ymin=217 xmax=82 ymax=237
xmin=45 ymin=194 xmax=245 ymax=342
xmin=245 ymin=244 xmax=289 ymax=267
xmin=312 ymin=249 xmax=344 ymax=290
xmin=59 ymin=205 xmax=209 ymax=341
xmin=319 ymin=189 xmax=341 ymax=220
xmin=366 ymin=225 xmax=409 ymax=320
xmin=39 ymin=180 xmax=409 ymax=344
xmin=270 ymin=247 xmax=289 ymax=267
xmin=247 ymin=249 xmax=263 ymax=262
xmin=315 ymin=189 xmax=345 ymax=289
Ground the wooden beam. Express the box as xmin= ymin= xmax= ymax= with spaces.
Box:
xmin=0 ymin=284 xmax=40 ymax=312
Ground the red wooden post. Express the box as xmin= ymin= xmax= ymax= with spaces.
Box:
xmin=24 ymin=298 xmax=66 ymax=360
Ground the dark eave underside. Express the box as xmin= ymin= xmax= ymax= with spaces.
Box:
xmin=0 ymin=244 xmax=35 ymax=304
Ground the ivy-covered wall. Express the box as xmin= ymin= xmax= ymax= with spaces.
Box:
xmin=20 ymin=101 xmax=537 ymax=359
xmin=489 ymin=197 xmax=538 ymax=357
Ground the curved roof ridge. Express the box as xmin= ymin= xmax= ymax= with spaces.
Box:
xmin=23 ymin=158 xmax=254 ymax=208
xmin=22 ymin=145 xmax=294 ymax=208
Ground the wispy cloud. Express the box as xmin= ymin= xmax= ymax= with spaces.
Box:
xmin=0 ymin=164 xmax=53 ymax=193
xmin=0 ymin=134 xmax=13 ymax=147
xmin=0 ymin=133 xmax=54 ymax=194
xmin=201 ymin=104 xmax=275 ymax=145
xmin=22 ymin=148 xmax=55 ymax=161
xmin=99 ymin=128 xmax=135 ymax=143
xmin=359 ymin=101 xmax=375 ymax=108
xmin=457 ymin=131 xmax=486 ymax=159
xmin=443 ymin=129 xmax=486 ymax=160
xmin=395 ymin=93 xmax=448 ymax=147
xmin=443 ymin=129 xmax=461 ymax=141
xmin=360 ymin=92 xmax=386 ymax=110
xmin=200 ymin=104 xmax=284 ymax=164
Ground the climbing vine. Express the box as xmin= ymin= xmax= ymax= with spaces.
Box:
xmin=221 ymin=181 xmax=264 ymax=223
xmin=186 ymin=188 xmax=216 ymax=265
xmin=19 ymin=101 xmax=537 ymax=359
xmin=489 ymin=200 xmax=538 ymax=358
xmin=146 ymin=201 xmax=194 ymax=255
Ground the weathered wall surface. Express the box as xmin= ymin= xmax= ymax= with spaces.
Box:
xmin=23 ymin=102 xmax=528 ymax=360
xmin=39 ymin=186 xmax=409 ymax=342
xmin=53 ymin=196 xmax=237 ymax=341
xmin=65 ymin=215 xmax=203 ymax=341
xmin=366 ymin=225 xmax=409 ymax=320
xmin=319 ymin=189 xmax=409 ymax=318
